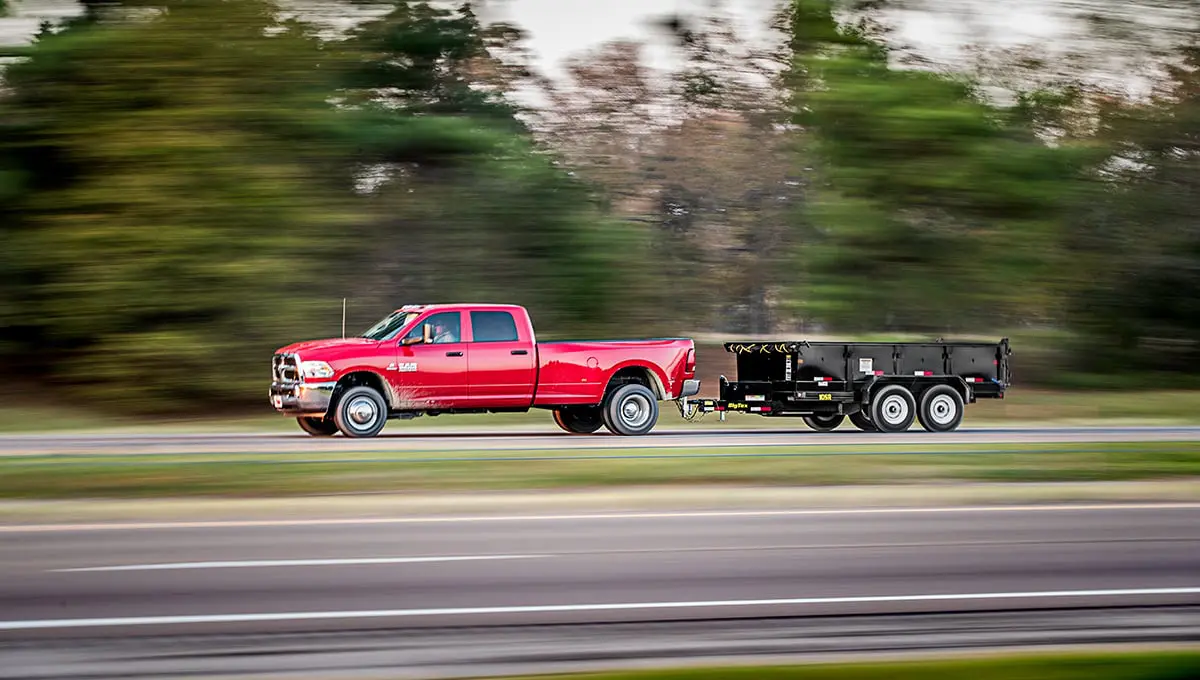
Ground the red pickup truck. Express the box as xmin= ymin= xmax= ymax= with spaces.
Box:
xmin=270 ymin=304 xmax=700 ymax=438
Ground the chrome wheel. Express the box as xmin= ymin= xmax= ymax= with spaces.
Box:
xmin=333 ymin=386 xmax=388 ymax=438
xmin=869 ymin=385 xmax=916 ymax=433
xmin=620 ymin=394 xmax=652 ymax=429
xmin=879 ymin=394 xmax=909 ymax=426
xmin=928 ymin=394 xmax=957 ymax=426
xmin=347 ymin=396 xmax=378 ymax=428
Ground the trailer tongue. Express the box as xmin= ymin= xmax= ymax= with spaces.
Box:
xmin=685 ymin=339 xmax=1012 ymax=433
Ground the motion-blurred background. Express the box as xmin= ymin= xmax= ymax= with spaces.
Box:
xmin=1 ymin=0 xmax=1197 ymax=416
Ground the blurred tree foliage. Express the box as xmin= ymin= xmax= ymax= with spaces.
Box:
xmin=1066 ymin=45 xmax=1200 ymax=371
xmin=0 ymin=0 xmax=630 ymax=412
xmin=1 ymin=0 xmax=1199 ymax=414
xmin=0 ymin=0 xmax=356 ymax=411
xmin=335 ymin=0 xmax=636 ymax=338
xmin=784 ymin=0 xmax=1090 ymax=334
xmin=533 ymin=7 xmax=809 ymax=334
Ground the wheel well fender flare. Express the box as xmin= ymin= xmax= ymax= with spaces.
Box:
xmin=603 ymin=363 xmax=669 ymax=400
xmin=332 ymin=370 xmax=397 ymax=412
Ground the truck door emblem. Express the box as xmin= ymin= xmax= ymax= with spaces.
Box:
xmin=388 ymin=362 xmax=418 ymax=372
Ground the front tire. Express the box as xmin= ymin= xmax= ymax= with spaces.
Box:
xmin=297 ymin=417 xmax=338 ymax=437
xmin=553 ymin=407 xmax=604 ymax=434
xmin=332 ymin=386 xmax=388 ymax=438
xmin=803 ymin=414 xmax=844 ymax=432
xmin=869 ymin=385 xmax=916 ymax=433
xmin=602 ymin=383 xmax=659 ymax=436
xmin=917 ymin=385 xmax=965 ymax=432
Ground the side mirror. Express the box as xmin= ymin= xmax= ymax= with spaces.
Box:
xmin=400 ymin=323 xmax=433 ymax=346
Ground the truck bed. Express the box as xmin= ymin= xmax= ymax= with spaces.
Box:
xmin=533 ymin=338 xmax=696 ymax=406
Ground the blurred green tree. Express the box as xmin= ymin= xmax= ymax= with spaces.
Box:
xmin=0 ymin=0 xmax=360 ymax=412
xmin=784 ymin=0 xmax=1087 ymax=334
xmin=335 ymin=1 xmax=636 ymax=337
xmin=1067 ymin=44 xmax=1200 ymax=371
xmin=0 ymin=0 xmax=640 ymax=412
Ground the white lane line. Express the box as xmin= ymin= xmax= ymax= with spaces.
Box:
xmin=54 ymin=554 xmax=546 ymax=573
xmin=2 ymin=587 xmax=1199 ymax=631
xmin=3 ymin=503 xmax=1200 ymax=533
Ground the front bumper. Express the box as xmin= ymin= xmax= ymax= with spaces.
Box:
xmin=269 ymin=381 xmax=335 ymax=416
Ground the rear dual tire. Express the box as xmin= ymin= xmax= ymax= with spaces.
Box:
xmin=603 ymin=383 xmax=659 ymax=436
xmin=553 ymin=406 xmax=605 ymax=434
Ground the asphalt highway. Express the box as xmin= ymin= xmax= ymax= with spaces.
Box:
xmin=2 ymin=424 xmax=1198 ymax=456
xmin=2 ymin=504 xmax=1199 ymax=677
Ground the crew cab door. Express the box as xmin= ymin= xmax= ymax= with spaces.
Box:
xmin=466 ymin=310 xmax=536 ymax=408
xmin=391 ymin=311 xmax=469 ymax=409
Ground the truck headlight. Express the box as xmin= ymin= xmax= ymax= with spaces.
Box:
xmin=300 ymin=361 xmax=334 ymax=379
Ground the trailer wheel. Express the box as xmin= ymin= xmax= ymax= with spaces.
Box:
xmin=553 ymin=407 xmax=604 ymax=434
xmin=297 ymin=417 xmax=338 ymax=437
xmin=869 ymin=385 xmax=916 ymax=433
xmin=918 ymin=385 xmax=965 ymax=433
xmin=849 ymin=411 xmax=877 ymax=432
xmin=602 ymin=383 xmax=659 ymax=436
xmin=332 ymin=386 xmax=388 ymax=438
xmin=802 ymin=414 xmax=844 ymax=432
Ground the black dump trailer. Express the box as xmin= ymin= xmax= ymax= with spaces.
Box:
xmin=689 ymin=339 xmax=1012 ymax=433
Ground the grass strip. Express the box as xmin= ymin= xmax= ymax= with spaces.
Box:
xmin=494 ymin=651 xmax=1200 ymax=680
xmin=0 ymin=442 xmax=1197 ymax=499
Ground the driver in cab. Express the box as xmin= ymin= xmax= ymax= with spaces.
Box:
xmin=432 ymin=318 xmax=459 ymax=344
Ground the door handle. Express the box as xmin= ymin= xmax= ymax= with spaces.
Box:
xmin=446 ymin=351 xmax=463 ymax=357
xmin=511 ymin=350 xmax=528 ymax=355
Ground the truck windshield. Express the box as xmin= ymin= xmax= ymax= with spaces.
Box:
xmin=361 ymin=311 xmax=418 ymax=341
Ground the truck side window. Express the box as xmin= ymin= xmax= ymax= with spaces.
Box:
xmin=470 ymin=311 xmax=519 ymax=343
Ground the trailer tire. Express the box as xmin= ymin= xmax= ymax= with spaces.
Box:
xmin=849 ymin=410 xmax=877 ymax=432
xmin=602 ymin=383 xmax=659 ymax=436
xmin=917 ymin=385 xmax=965 ymax=433
xmin=297 ymin=417 xmax=338 ymax=437
xmin=870 ymin=385 xmax=916 ymax=433
xmin=803 ymin=414 xmax=844 ymax=432
xmin=332 ymin=386 xmax=388 ymax=438
xmin=553 ymin=407 xmax=604 ymax=434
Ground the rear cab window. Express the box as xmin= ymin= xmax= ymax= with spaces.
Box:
xmin=470 ymin=311 xmax=519 ymax=343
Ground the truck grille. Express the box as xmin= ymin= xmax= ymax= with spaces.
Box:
xmin=273 ymin=353 xmax=300 ymax=382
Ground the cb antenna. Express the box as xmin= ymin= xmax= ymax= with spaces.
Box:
xmin=341 ymin=298 xmax=347 ymax=338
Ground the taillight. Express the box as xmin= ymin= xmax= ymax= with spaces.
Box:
xmin=685 ymin=348 xmax=696 ymax=373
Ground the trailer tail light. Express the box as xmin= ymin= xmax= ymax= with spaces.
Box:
xmin=914 ymin=371 xmax=933 ymax=376
xmin=685 ymin=348 xmax=696 ymax=373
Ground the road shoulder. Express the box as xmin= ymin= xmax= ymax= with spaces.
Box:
xmin=2 ymin=479 xmax=1198 ymax=525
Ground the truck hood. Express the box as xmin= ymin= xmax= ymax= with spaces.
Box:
xmin=275 ymin=338 xmax=380 ymax=356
